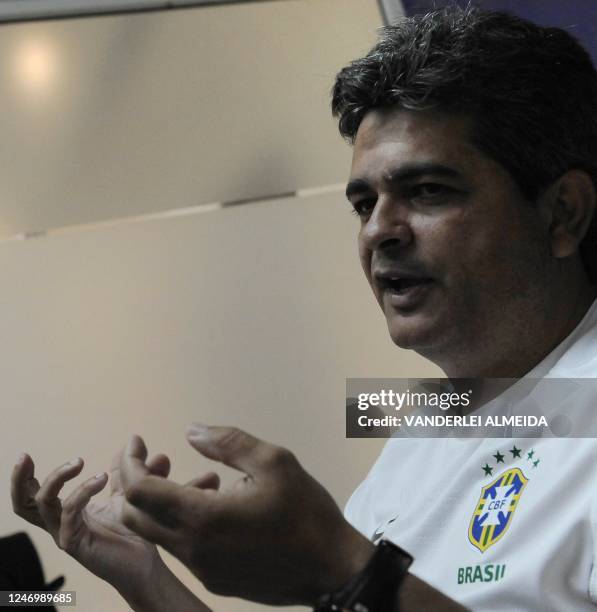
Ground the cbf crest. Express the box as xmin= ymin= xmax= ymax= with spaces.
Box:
xmin=468 ymin=467 xmax=528 ymax=553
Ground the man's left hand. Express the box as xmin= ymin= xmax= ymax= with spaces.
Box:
xmin=119 ymin=425 xmax=375 ymax=606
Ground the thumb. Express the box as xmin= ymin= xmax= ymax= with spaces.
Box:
xmin=186 ymin=424 xmax=273 ymax=476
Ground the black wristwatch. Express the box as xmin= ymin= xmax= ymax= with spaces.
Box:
xmin=313 ymin=539 xmax=413 ymax=612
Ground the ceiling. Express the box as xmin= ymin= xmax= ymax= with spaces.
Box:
xmin=0 ymin=0 xmax=384 ymax=238
xmin=0 ymin=1 xmax=282 ymax=22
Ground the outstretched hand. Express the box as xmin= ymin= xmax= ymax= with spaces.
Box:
xmin=119 ymin=426 xmax=375 ymax=607
xmin=11 ymin=451 xmax=171 ymax=599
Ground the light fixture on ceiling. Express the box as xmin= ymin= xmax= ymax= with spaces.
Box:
xmin=12 ymin=38 xmax=59 ymax=97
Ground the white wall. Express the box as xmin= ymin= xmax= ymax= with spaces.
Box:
xmin=0 ymin=1 xmax=435 ymax=609
xmin=1 ymin=191 xmax=440 ymax=611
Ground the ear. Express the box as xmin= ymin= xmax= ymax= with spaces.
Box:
xmin=540 ymin=170 xmax=596 ymax=259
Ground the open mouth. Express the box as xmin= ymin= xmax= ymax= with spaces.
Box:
xmin=381 ymin=277 xmax=434 ymax=294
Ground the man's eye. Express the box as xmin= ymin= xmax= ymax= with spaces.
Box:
xmin=351 ymin=199 xmax=376 ymax=216
xmin=410 ymin=183 xmax=454 ymax=201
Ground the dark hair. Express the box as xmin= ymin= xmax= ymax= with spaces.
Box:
xmin=331 ymin=6 xmax=597 ymax=278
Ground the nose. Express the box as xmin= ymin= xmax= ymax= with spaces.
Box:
xmin=359 ymin=194 xmax=414 ymax=251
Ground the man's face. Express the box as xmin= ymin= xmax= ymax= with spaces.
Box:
xmin=347 ymin=109 xmax=551 ymax=366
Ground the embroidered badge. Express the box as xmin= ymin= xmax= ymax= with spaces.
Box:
xmin=468 ymin=467 xmax=528 ymax=553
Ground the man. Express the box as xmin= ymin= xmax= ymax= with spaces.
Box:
xmin=12 ymin=6 xmax=597 ymax=611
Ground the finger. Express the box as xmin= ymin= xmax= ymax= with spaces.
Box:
xmin=60 ymin=472 xmax=108 ymax=552
xmin=36 ymin=458 xmax=84 ymax=536
xmin=120 ymin=435 xmax=151 ymax=492
xmin=186 ymin=424 xmax=289 ymax=476
xmin=185 ymin=472 xmax=220 ymax=490
xmin=11 ymin=454 xmax=43 ymax=528
xmin=112 ymin=448 xmax=169 ymax=494
xmin=121 ymin=500 xmax=180 ymax=552
xmin=109 ymin=448 xmax=124 ymax=494
xmin=124 ymin=474 xmax=206 ymax=528
xmin=130 ymin=434 xmax=148 ymax=462
xmin=38 ymin=458 xmax=84 ymax=500
xmin=146 ymin=454 xmax=171 ymax=479
xmin=122 ymin=436 xmax=214 ymax=528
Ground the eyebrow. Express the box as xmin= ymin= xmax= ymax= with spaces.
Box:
xmin=345 ymin=162 xmax=463 ymax=200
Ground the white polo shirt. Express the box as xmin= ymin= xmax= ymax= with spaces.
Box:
xmin=345 ymin=300 xmax=597 ymax=611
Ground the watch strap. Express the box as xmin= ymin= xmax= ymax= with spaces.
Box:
xmin=314 ymin=539 xmax=413 ymax=612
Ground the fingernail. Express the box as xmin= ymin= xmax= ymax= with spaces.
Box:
xmin=187 ymin=423 xmax=209 ymax=438
xmin=16 ymin=453 xmax=26 ymax=464
xmin=94 ymin=472 xmax=106 ymax=479
xmin=67 ymin=458 xmax=81 ymax=467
